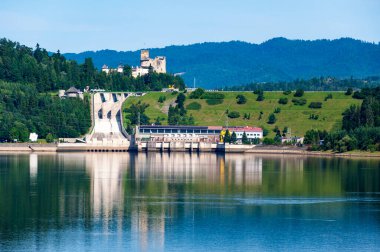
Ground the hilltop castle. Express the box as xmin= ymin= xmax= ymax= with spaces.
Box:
xmin=101 ymin=50 xmax=166 ymax=78
xmin=132 ymin=50 xmax=166 ymax=78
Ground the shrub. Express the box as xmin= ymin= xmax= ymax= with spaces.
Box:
xmin=189 ymin=88 xmax=205 ymax=99
xmin=253 ymin=90 xmax=261 ymax=94
xmin=283 ymin=90 xmax=292 ymax=95
xmin=236 ymin=94 xmax=247 ymax=104
xmin=309 ymin=102 xmax=322 ymax=109
xmin=206 ymin=99 xmax=224 ymax=105
xmin=274 ymin=107 xmax=281 ymax=113
xmin=294 ymin=89 xmax=304 ymax=97
xmin=292 ymin=98 xmax=307 ymax=106
xmin=267 ymin=113 xmax=277 ymax=124
xmin=324 ymin=94 xmax=333 ymax=101
xmin=263 ymin=137 xmax=275 ymax=145
xmin=278 ymin=97 xmax=288 ymax=104
xmin=309 ymin=114 xmax=319 ymax=120
xmin=186 ymin=102 xmax=202 ymax=110
xmin=345 ymin=88 xmax=353 ymax=96
xmin=262 ymin=127 xmax=269 ymax=136
xmin=201 ymin=92 xmax=225 ymax=99
xmin=228 ymin=111 xmax=240 ymax=118
xmin=158 ymin=95 xmax=166 ymax=103
xmin=254 ymin=90 xmax=264 ymax=101
xmin=352 ymin=91 xmax=365 ymax=99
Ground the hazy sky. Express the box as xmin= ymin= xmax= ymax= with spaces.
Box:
xmin=1 ymin=0 xmax=379 ymax=53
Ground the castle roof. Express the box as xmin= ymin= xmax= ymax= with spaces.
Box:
xmin=66 ymin=87 xmax=81 ymax=94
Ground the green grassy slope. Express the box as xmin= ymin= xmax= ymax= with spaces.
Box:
xmin=122 ymin=91 xmax=361 ymax=137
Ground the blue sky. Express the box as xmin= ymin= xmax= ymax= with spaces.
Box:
xmin=1 ymin=0 xmax=379 ymax=53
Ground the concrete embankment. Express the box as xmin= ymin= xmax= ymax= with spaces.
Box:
xmin=1 ymin=143 xmax=379 ymax=158
xmin=246 ymin=146 xmax=380 ymax=158
xmin=0 ymin=143 xmax=57 ymax=152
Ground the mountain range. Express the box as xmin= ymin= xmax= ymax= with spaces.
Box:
xmin=64 ymin=38 xmax=380 ymax=89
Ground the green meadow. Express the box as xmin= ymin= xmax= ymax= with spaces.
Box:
xmin=122 ymin=91 xmax=361 ymax=137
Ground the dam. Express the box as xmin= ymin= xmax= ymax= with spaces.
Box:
xmin=57 ymin=92 xmax=138 ymax=152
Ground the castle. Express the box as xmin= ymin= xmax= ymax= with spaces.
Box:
xmin=101 ymin=50 xmax=166 ymax=78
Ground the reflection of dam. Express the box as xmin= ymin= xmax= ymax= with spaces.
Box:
xmin=81 ymin=152 xmax=264 ymax=250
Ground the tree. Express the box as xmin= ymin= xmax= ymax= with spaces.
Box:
xmin=228 ymin=111 xmax=240 ymax=118
xmin=267 ymin=113 xmax=277 ymax=124
xmin=242 ymin=132 xmax=250 ymax=144
xmin=360 ymin=97 xmax=375 ymax=127
xmin=125 ymin=102 xmax=150 ymax=125
xmin=236 ymin=94 xmax=247 ymax=104
xmin=46 ymin=133 xmax=54 ymax=143
xmin=123 ymin=65 xmax=132 ymax=77
xmin=255 ymin=90 xmax=264 ymax=101
xmin=294 ymin=89 xmax=304 ymax=97
xmin=224 ymin=129 xmax=231 ymax=143
xmin=231 ymin=131 xmax=237 ymax=144
xmin=158 ymin=95 xmax=166 ymax=103
xmin=154 ymin=117 xmax=162 ymax=125
xmin=176 ymin=93 xmax=186 ymax=108
xmin=9 ymin=121 xmax=29 ymax=142
xmin=345 ymin=88 xmax=353 ymax=95
xmin=278 ymin=97 xmax=288 ymax=104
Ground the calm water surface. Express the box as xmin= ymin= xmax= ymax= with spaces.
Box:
xmin=0 ymin=153 xmax=380 ymax=251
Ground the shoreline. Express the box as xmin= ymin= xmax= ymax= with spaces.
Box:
xmin=1 ymin=143 xmax=380 ymax=158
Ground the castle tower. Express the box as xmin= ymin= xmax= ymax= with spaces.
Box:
xmin=141 ymin=50 xmax=149 ymax=61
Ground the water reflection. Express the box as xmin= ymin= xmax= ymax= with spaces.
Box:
xmin=0 ymin=153 xmax=380 ymax=251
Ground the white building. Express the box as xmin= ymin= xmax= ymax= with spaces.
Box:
xmin=226 ymin=126 xmax=263 ymax=140
xmin=101 ymin=64 xmax=124 ymax=74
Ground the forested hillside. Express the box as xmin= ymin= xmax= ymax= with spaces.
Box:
xmin=0 ymin=38 xmax=185 ymax=141
xmin=64 ymin=38 xmax=380 ymax=89
xmin=0 ymin=80 xmax=91 ymax=142
xmin=0 ymin=38 xmax=185 ymax=92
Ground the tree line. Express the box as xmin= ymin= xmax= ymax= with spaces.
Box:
xmin=224 ymin=77 xmax=380 ymax=91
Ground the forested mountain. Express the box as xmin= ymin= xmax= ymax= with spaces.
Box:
xmin=64 ymin=38 xmax=380 ymax=89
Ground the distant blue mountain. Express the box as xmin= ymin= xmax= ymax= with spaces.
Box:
xmin=64 ymin=38 xmax=380 ymax=89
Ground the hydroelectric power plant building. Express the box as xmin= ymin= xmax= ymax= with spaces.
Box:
xmin=137 ymin=125 xmax=263 ymax=142
xmin=138 ymin=125 xmax=223 ymax=143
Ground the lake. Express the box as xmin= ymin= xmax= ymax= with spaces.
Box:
xmin=0 ymin=153 xmax=380 ymax=251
